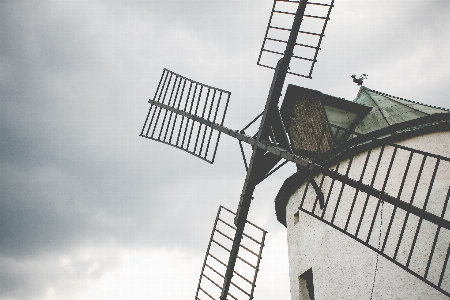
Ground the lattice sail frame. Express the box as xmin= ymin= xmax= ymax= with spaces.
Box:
xmin=298 ymin=122 xmax=450 ymax=297
xmin=140 ymin=69 xmax=231 ymax=163
xmin=196 ymin=206 xmax=267 ymax=300
xmin=257 ymin=0 xmax=334 ymax=78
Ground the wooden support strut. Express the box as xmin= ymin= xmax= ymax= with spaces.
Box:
xmin=220 ymin=1 xmax=308 ymax=299
xmin=145 ymin=2 xmax=350 ymax=297
xmin=146 ymin=98 xmax=310 ymax=168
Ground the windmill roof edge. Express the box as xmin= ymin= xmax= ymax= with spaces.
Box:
xmin=274 ymin=110 xmax=450 ymax=227
xmin=361 ymin=86 xmax=450 ymax=112
xmin=353 ymin=86 xmax=450 ymax=135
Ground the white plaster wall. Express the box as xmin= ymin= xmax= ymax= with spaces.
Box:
xmin=286 ymin=131 xmax=450 ymax=300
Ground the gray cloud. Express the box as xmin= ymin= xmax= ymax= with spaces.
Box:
xmin=0 ymin=0 xmax=449 ymax=299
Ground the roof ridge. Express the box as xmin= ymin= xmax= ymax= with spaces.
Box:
xmin=364 ymin=87 xmax=450 ymax=112
xmin=361 ymin=87 xmax=390 ymax=124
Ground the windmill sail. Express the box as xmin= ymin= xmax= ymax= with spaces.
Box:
xmin=140 ymin=68 xmax=231 ymax=164
xmin=257 ymin=0 xmax=335 ymax=78
xmin=196 ymin=206 xmax=267 ymax=300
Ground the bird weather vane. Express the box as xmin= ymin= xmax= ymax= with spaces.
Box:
xmin=351 ymin=73 xmax=368 ymax=86
xmin=140 ymin=0 xmax=450 ymax=299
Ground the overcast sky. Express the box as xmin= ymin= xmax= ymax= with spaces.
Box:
xmin=0 ymin=1 xmax=449 ymax=299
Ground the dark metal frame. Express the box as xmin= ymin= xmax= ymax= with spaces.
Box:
xmin=195 ymin=206 xmax=267 ymax=300
xmin=140 ymin=68 xmax=231 ymax=164
xmin=141 ymin=3 xmax=334 ymax=296
xmin=221 ymin=2 xmax=310 ymax=297
xmin=140 ymin=1 xmax=339 ymax=298
xmin=257 ymin=0 xmax=335 ymax=78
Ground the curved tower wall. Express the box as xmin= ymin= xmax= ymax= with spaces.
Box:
xmin=286 ymin=131 xmax=450 ymax=300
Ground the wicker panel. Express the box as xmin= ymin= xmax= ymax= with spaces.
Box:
xmin=288 ymin=96 xmax=333 ymax=155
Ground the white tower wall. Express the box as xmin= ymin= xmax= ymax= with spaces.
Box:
xmin=286 ymin=131 xmax=450 ymax=299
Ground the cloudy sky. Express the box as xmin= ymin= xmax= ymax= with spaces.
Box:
xmin=0 ymin=0 xmax=449 ymax=299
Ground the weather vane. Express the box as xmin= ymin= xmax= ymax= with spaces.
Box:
xmin=351 ymin=73 xmax=368 ymax=85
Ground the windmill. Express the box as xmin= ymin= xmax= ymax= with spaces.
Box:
xmin=140 ymin=0 xmax=450 ymax=299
